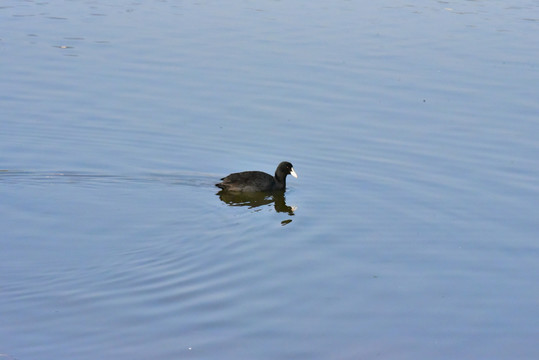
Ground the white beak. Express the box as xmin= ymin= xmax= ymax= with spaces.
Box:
xmin=290 ymin=167 xmax=298 ymax=178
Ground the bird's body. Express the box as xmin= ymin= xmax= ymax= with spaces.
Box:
xmin=216 ymin=161 xmax=297 ymax=192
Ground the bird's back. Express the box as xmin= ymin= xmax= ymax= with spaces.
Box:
xmin=216 ymin=171 xmax=275 ymax=192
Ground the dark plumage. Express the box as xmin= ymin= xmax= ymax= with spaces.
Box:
xmin=216 ymin=161 xmax=298 ymax=192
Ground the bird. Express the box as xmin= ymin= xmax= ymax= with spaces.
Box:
xmin=216 ymin=161 xmax=298 ymax=192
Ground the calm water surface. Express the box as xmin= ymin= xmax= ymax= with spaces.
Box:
xmin=1 ymin=1 xmax=538 ymax=359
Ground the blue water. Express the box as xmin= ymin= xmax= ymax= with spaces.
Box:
xmin=1 ymin=1 xmax=538 ymax=359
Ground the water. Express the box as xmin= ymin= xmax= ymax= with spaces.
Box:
xmin=1 ymin=1 xmax=538 ymax=359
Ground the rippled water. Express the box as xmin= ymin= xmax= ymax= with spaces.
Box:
xmin=1 ymin=1 xmax=538 ymax=359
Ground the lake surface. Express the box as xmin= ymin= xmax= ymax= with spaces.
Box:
xmin=1 ymin=1 xmax=538 ymax=359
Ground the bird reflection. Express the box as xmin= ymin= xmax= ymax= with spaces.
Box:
xmin=216 ymin=189 xmax=296 ymax=216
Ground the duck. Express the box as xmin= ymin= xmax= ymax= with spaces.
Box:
xmin=216 ymin=161 xmax=297 ymax=192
